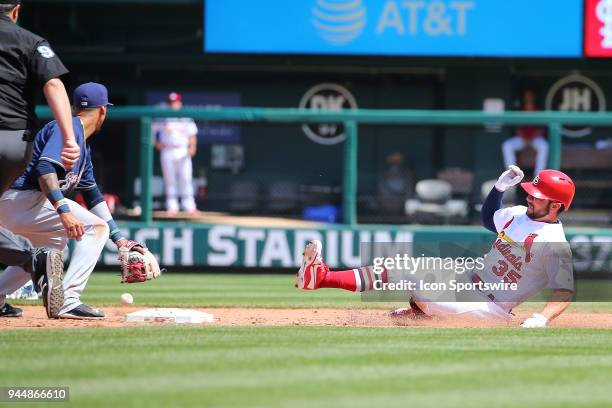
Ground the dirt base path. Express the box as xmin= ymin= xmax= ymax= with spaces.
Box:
xmin=1 ymin=306 xmax=612 ymax=330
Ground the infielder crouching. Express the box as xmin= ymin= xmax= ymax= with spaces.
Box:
xmin=0 ymin=82 xmax=144 ymax=319
xmin=296 ymin=166 xmax=575 ymax=328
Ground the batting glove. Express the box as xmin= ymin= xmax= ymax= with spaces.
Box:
xmin=495 ymin=165 xmax=524 ymax=192
xmin=520 ymin=313 xmax=548 ymax=328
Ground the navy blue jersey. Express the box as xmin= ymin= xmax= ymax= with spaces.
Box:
xmin=12 ymin=116 xmax=97 ymax=195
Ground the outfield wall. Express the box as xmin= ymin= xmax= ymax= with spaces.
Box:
xmin=84 ymin=222 xmax=612 ymax=276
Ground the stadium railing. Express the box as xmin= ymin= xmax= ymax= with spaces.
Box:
xmin=37 ymin=106 xmax=612 ymax=225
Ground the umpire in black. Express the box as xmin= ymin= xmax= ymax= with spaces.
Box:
xmin=0 ymin=0 xmax=80 ymax=318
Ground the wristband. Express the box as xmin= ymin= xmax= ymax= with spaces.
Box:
xmin=47 ymin=189 xmax=71 ymax=214
xmin=107 ymin=219 xmax=125 ymax=243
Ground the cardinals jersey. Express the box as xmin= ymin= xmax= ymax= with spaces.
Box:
xmin=474 ymin=205 xmax=574 ymax=312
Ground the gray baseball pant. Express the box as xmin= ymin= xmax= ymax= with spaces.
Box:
xmin=0 ymin=190 xmax=108 ymax=313
xmin=0 ymin=130 xmax=37 ymax=276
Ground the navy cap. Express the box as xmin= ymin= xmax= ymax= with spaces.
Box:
xmin=73 ymin=82 xmax=113 ymax=109
xmin=1 ymin=1 xmax=21 ymax=5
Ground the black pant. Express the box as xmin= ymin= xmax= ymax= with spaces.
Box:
xmin=0 ymin=129 xmax=36 ymax=274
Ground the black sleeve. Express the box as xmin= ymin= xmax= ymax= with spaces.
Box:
xmin=28 ymin=39 xmax=70 ymax=86
xmin=81 ymin=185 xmax=105 ymax=209
xmin=481 ymin=187 xmax=504 ymax=233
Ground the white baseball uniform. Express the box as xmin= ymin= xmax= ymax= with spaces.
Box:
xmin=416 ymin=205 xmax=574 ymax=320
xmin=0 ymin=117 xmax=111 ymax=314
xmin=153 ymin=118 xmax=198 ymax=212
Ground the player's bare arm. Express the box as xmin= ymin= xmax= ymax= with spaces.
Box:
xmin=37 ymin=173 xmax=85 ymax=240
xmin=42 ymin=78 xmax=80 ymax=170
xmin=540 ymin=289 xmax=574 ymax=320
xmin=521 ymin=289 xmax=574 ymax=328
xmin=188 ymin=134 xmax=197 ymax=157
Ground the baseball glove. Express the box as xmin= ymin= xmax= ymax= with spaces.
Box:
xmin=118 ymin=240 xmax=162 ymax=283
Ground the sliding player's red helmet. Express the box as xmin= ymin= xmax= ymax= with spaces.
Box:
xmin=521 ymin=169 xmax=575 ymax=210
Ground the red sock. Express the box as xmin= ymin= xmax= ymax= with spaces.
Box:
xmin=319 ymin=266 xmax=387 ymax=292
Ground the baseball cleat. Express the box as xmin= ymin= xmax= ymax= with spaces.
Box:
xmin=59 ymin=304 xmax=105 ymax=320
xmin=296 ymin=240 xmax=328 ymax=290
xmin=389 ymin=307 xmax=431 ymax=320
xmin=390 ymin=299 xmax=431 ymax=321
xmin=32 ymin=249 xmax=64 ymax=319
xmin=0 ymin=303 xmax=23 ymax=318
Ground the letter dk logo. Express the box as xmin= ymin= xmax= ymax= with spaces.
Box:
xmin=299 ymin=83 xmax=358 ymax=145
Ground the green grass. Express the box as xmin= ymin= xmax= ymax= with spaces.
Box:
xmin=13 ymin=272 xmax=386 ymax=309
xmin=4 ymin=273 xmax=612 ymax=408
xmin=2 ymin=327 xmax=612 ymax=408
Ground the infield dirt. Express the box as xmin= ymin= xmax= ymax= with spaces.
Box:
xmin=2 ymin=306 xmax=612 ymax=329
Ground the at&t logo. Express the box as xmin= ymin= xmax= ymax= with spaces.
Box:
xmin=312 ymin=0 xmax=367 ymax=45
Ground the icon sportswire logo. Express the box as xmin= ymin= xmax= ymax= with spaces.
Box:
xmin=312 ymin=0 xmax=367 ymax=46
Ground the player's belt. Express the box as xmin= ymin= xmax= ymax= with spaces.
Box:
xmin=0 ymin=129 xmax=33 ymax=142
xmin=22 ymin=130 xmax=34 ymax=142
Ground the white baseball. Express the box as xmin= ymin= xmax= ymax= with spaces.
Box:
xmin=120 ymin=293 xmax=134 ymax=305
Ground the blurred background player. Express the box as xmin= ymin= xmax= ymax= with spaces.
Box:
xmin=0 ymin=0 xmax=80 ymax=318
xmin=0 ymin=82 xmax=144 ymax=319
xmin=153 ymin=92 xmax=198 ymax=215
xmin=502 ymin=90 xmax=549 ymax=176
xmin=377 ymin=152 xmax=414 ymax=216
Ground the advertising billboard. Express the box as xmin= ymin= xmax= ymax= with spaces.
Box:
xmin=585 ymin=0 xmax=612 ymax=57
xmin=205 ymin=0 xmax=583 ymax=57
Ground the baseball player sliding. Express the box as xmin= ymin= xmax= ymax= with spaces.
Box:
xmin=153 ymin=92 xmax=198 ymax=215
xmin=0 ymin=82 xmax=145 ymax=319
xmin=297 ymin=166 xmax=575 ymax=328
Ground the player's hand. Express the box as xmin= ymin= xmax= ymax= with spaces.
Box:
xmin=155 ymin=143 xmax=166 ymax=151
xmin=495 ymin=165 xmax=524 ymax=192
xmin=188 ymin=146 xmax=196 ymax=157
xmin=520 ymin=313 xmax=548 ymax=328
xmin=61 ymin=139 xmax=81 ymax=171
xmin=59 ymin=212 xmax=85 ymax=240
xmin=116 ymin=238 xmax=146 ymax=254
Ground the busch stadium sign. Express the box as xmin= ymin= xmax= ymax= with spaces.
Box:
xmin=90 ymin=224 xmax=414 ymax=269
xmin=67 ymin=223 xmax=612 ymax=276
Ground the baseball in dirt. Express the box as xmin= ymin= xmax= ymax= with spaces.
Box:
xmin=120 ymin=293 xmax=134 ymax=305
